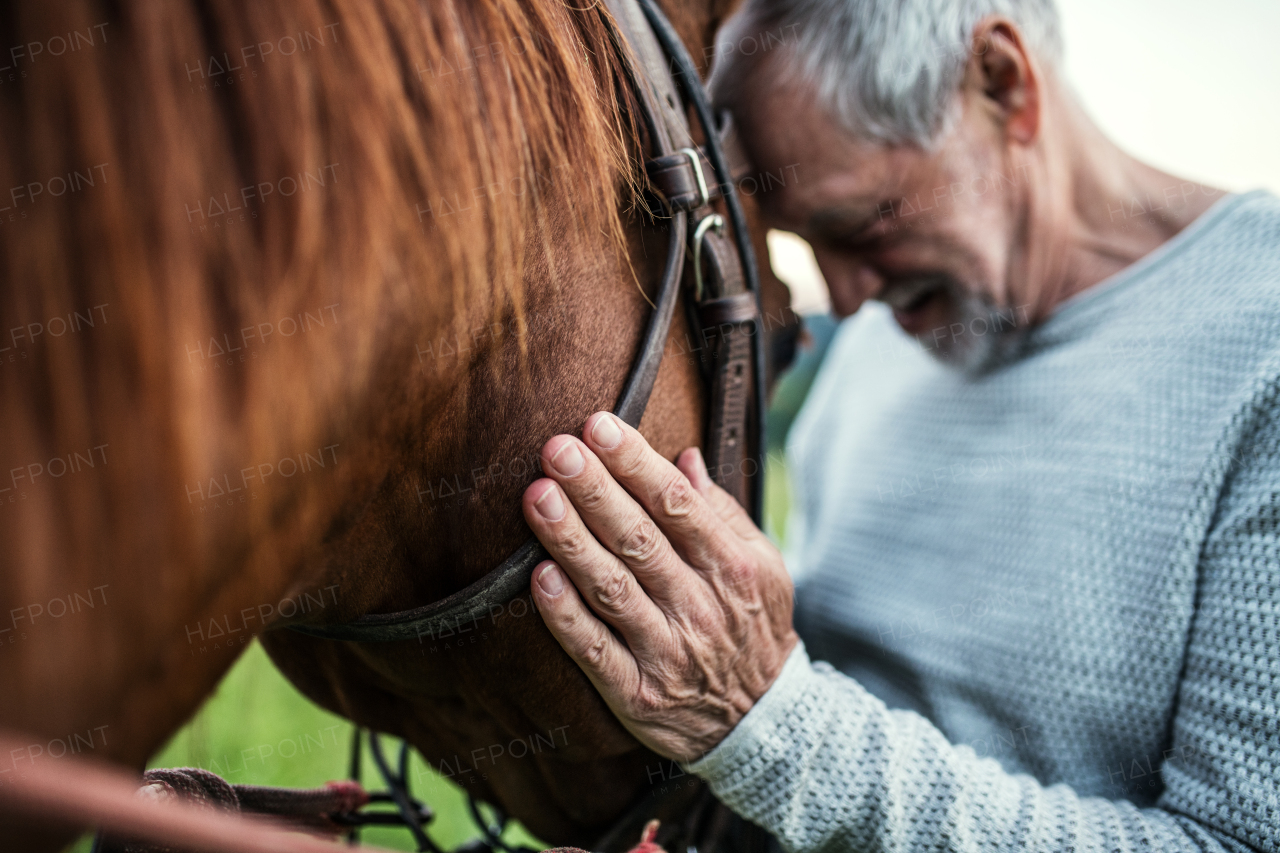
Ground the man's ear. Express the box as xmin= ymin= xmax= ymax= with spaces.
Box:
xmin=966 ymin=17 xmax=1042 ymax=145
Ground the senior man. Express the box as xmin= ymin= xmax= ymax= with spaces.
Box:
xmin=523 ymin=0 xmax=1279 ymax=851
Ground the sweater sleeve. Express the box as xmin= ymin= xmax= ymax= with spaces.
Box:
xmin=687 ymin=388 xmax=1280 ymax=853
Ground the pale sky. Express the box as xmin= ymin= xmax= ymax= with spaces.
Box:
xmin=770 ymin=0 xmax=1280 ymax=314
xmin=1060 ymin=0 xmax=1280 ymax=195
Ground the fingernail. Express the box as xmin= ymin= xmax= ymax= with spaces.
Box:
xmin=549 ymin=440 xmax=584 ymax=477
xmin=591 ymin=413 xmax=623 ymax=449
xmin=689 ymin=447 xmax=710 ymax=489
xmin=534 ymin=484 xmax=565 ymax=521
xmin=537 ymin=564 xmax=565 ymax=596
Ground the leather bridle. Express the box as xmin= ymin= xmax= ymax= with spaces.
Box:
xmin=289 ymin=0 xmax=767 ymax=646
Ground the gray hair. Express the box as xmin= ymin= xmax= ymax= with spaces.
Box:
xmin=710 ymin=0 xmax=1063 ymax=148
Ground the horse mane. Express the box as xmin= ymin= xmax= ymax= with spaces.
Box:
xmin=0 ymin=0 xmax=639 ymax=672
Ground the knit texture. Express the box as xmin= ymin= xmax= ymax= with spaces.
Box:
xmin=688 ymin=190 xmax=1280 ymax=852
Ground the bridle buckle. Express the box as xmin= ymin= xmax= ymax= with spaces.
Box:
xmin=678 ymin=146 xmax=711 ymax=208
xmin=692 ymin=213 xmax=724 ymax=302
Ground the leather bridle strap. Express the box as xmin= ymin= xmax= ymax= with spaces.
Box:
xmin=288 ymin=0 xmax=760 ymax=645
xmin=637 ymin=0 xmax=767 ymax=520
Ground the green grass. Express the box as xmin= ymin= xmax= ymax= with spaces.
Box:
xmin=68 ymin=641 xmax=544 ymax=852
xmin=763 ymin=451 xmax=792 ymax=546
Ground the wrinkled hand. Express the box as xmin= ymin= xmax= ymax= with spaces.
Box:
xmin=522 ymin=411 xmax=798 ymax=763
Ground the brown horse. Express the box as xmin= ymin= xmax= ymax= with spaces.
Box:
xmin=0 ymin=0 xmax=793 ymax=849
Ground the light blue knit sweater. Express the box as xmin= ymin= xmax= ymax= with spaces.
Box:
xmin=687 ymin=190 xmax=1280 ymax=852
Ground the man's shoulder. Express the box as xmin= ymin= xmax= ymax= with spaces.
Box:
xmin=1072 ymin=191 xmax=1280 ymax=371
xmin=1222 ymin=187 xmax=1280 ymax=230
xmin=1186 ymin=189 xmax=1280 ymax=287
xmin=1171 ymin=190 xmax=1280 ymax=353
xmin=1204 ymin=187 xmax=1280 ymax=266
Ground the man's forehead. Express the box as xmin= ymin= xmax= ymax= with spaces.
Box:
xmin=752 ymin=140 xmax=900 ymax=234
xmin=737 ymin=83 xmax=909 ymax=229
xmin=756 ymin=162 xmax=889 ymax=235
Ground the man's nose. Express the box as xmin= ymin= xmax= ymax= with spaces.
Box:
xmin=812 ymin=249 xmax=885 ymax=317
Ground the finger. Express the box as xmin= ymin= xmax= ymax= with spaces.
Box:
xmin=523 ymin=477 xmax=670 ymax=654
xmin=579 ymin=413 xmax=740 ymax=571
xmin=676 ymin=447 xmax=768 ymax=547
xmin=530 ymin=561 xmax=641 ymax=700
xmin=538 ymin=434 xmax=697 ymax=606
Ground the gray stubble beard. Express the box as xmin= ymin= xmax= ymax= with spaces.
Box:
xmin=916 ymin=283 xmax=1033 ymax=374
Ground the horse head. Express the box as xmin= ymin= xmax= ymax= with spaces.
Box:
xmin=0 ymin=0 xmax=794 ymax=848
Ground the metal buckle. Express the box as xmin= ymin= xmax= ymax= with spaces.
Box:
xmin=692 ymin=213 xmax=724 ymax=302
xmin=678 ymin=147 xmax=710 ymax=208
